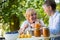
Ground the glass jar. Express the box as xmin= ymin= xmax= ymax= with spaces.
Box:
xmin=34 ymin=28 xmax=41 ymax=37
xmin=35 ymin=22 xmax=41 ymax=29
xmin=43 ymin=27 xmax=50 ymax=37
xmin=34 ymin=21 xmax=41 ymax=37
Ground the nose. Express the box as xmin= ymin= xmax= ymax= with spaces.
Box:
xmin=33 ymin=14 xmax=36 ymax=19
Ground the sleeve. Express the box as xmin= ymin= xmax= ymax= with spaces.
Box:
xmin=39 ymin=19 xmax=45 ymax=27
xmin=20 ymin=21 xmax=28 ymax=28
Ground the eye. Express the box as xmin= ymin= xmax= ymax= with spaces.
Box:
xmin=34 ymin=13 xmax=36 ymax=15
xmin=31 ymin=13 xmax=37 ymax=16
xmin=31 ymin=14 xmax=33 ymax=16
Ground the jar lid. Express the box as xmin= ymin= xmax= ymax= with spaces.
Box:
xmin=43 ymin=27 xmax=48 ymax=28
xmin=34 ymin=28 xmax=40 ymax=30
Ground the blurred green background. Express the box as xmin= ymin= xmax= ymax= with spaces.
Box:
xmin=0 ymin=0 xmax=60 ymax=34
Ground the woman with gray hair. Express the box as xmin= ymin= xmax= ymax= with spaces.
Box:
xmin=19 ymin=8 xmax=45 ymax=34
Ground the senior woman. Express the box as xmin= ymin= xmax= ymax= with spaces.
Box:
xmin=19 ymin=8 xmax=45 ymax=34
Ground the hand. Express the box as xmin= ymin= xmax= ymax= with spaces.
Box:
xmin=40 ymin=27 xmax=43 ymax=35
xmin=18 ymin=28 xmax=24 ymax=34
xmin=31 ymin=23 xmax=35 ymax=28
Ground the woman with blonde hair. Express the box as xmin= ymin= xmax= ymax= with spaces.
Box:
xmin=19 ymin=8 xmax=45 ymax=34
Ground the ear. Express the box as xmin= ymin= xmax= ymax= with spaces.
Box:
xmin=49 ymin=6 xmax=52 ymax=10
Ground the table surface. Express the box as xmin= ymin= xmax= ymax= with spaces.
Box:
xmin=17 ymin=34 xmax=60 ymax=40
xmin=0 ymin=37 xmax=5 ymax=39
xmin=0 ymin=34 xmax=60 ymax=40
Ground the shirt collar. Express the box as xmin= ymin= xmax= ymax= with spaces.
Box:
xmin=50 ymin=11 xmax=59 ymax=18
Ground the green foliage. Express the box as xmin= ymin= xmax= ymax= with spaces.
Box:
xmin=56 ymin=3 xmax=60 ymax=12
xmin=2 ymin=0 xmax=49 ymax=27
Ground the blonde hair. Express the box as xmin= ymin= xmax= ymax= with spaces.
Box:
xmin=25 ymin=8 xmax=37 ymax=21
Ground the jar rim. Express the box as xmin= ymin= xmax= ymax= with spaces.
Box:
xmin=43 ymin=27 xmax=48 ymax=28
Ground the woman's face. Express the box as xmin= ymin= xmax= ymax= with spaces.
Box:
xmin=29 ymin=13 xmax=37 ymax=23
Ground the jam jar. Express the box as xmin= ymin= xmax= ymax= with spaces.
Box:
xmin=34 ymin=22 xmax=41 ymax=37
xmin=43 ymin=27 xmax=50 ymax=37
xmin=34 ymin=28 xmax=41 ymax=37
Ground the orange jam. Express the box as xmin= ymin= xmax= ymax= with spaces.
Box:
xmin=34 ymin=29 xmax=41 ymax=37
xmin=43 ymin=27 xmax=50 ymax=37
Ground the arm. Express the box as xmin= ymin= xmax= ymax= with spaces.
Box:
xmin=19 ymin=21 xmax=28 ymax=34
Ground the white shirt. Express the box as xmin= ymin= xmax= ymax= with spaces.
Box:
xmin=20 ymin=19 xmax=45 ymax=33
xmin=49 ymin=11 xmax=60 ymax=34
